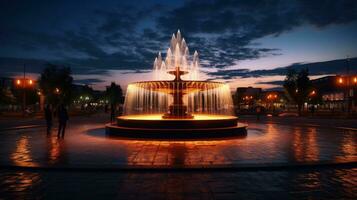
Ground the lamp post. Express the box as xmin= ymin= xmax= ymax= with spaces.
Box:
xmin=15 ymin=64 xmax=35 ymax=117
xmin=266 ymin=93 xmax=278 ymax=113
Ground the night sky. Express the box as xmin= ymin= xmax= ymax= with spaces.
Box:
xmin=1 ymin=0 xmax=357 ymax=90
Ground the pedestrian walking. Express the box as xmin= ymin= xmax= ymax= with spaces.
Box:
xmin=57 ymin=104 xmax=69 ymax=138
xmin=44 ymin=104 xmax=52 ymax=135
xmin=110 ymin=104 xmax=115 ymax=124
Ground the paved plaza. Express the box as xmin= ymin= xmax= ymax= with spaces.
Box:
xmin=0 ymin=115 xmax=356 ymax=199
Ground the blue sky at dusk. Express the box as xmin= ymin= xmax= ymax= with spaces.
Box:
xmin=0 ymin=0 xmax=356 ymax=90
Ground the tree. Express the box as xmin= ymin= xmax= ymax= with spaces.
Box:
xmin=39 ymin=64 xmax=73 ymax=106
xmin=0 ymin=87 xmax=15 ymax=107
xmin=106 ymin=82 xmax=123 ymax=106
xmin=283 ymin=68 xmax=312 ymax=116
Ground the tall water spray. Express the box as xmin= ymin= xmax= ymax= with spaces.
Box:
xmin=123 ymin=30 xmax=234 ymax=118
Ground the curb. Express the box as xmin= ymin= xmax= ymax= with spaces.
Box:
xmin=1 ymin=161 xmax=356 ymax=173
xmin=0 ymin=125 xmax=44 ymax=132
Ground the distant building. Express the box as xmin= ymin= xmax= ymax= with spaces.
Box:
xmin=311 ymin=75 xmax=357 ymax=112
xmin=234 ymin=87 xmax=262 ymax=110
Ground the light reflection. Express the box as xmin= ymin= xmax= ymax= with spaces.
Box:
xmin=46 ymin=137 xmax=67 ymax=164
xmin=335 ymin=131 xmax=356 ymax=162
xmin=293 ymin=171 xmax=322 ymax=191
xmin=0 ymin=171 xmax=41 ymax=198
xmin=11 ymin=135 xmax=38 ymax=167
xmin=293 ymin=127 xmax=319 ymax=162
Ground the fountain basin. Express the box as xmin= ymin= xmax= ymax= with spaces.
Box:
xmin=106 ymin=114 xmax=247 ymax=138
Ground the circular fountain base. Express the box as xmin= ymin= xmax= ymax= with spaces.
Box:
xmin=105 ymin=114 xmax=247 ymax=139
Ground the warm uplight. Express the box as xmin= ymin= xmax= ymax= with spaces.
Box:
xmin=119 ymin=114 xmax=236 ymax=121
xmin=354 ymin=77 xmax=357 ymax=83
xmin=16 ymin=79 xmax=21 ymax=85
xmin=55 ymin=88 xmax=60 ymax=93
xmin=310 ymin=90 xmax=316 ymax=96
xmin=28 ymin=79 xmax=33 ymax=85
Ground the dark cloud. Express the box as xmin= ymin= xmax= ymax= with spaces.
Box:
xmin=0 ymin=0 xmax=356 ymax=76
xmin=158 ymin=0 xmax=357 ymax=68
xmin=0 ymin=57 xmax=110 ymax=77
xmin=256 ymin=80 xmax=285 ymax=86
xmin=74 ymin=78 xmax=105 ymax=85
xmin=208 ymin=57 xmax=357 ymax=79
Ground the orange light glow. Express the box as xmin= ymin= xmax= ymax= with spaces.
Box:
xmin=338 ymin=77 xmax=343 ymax=84
xmin=16 ymin=79 xmax=21 ymax=85
xmin=55 ymin=88 xmax=60 ymax=93
xmin=354 ymin=77 xmax=357 ymax=83
xmin=119 ymin=114 xmax=236 ymax=121
xmin=28 ymin=79 xmax=33 ymax=85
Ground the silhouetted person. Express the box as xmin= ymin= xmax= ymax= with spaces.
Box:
xmin=110 ymin=104 xmax=115 ymax=124
xmin=57 ymin=104 xmax=69 ymax=138
xmin=104 ymin=104 xmax=108 ymax=113
xmin=44 ymin=104 xmax=52 ymax=135
xmin=310 ymin=105 xmax=315 ymax=116
xmin=256 ymin=106 xmax=261 ymax=121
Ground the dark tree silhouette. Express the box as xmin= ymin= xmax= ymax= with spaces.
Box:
xmin=283 ymin=68 xmax=312 ymax=116
xmin=39 ymin=64 xmax=73 ymax=106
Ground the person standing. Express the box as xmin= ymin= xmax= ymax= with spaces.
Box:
xmin=44 ymin=104 xmax=52 ymax=135
xmin=256 ymin=106 xmax=261 ymax=121
xmin=57 ymin=104 xmax=69 ymax=138
xmin=110 ymin=104 xmax=115 ymax=124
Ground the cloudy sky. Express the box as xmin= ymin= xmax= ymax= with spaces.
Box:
xmin=1 ymin=0 xmax=357 ymax=91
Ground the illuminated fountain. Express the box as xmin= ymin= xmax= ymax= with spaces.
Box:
xmin=106 ymin=30 xmax=247 ymax=138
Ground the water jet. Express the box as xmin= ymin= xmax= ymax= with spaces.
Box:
xmin=106 ymin=30 xmax=247 ymax=138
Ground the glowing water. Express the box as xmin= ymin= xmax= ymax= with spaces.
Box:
xmin=123 ymin=30 xmax=234 ymax=117
xmin=153 ymin=30 xmax=199 ymax=81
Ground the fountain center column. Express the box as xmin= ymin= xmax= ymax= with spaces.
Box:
xmin=162 ymin=67 xmax=194 ymax=119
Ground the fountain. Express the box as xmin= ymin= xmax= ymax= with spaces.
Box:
xmin=106 ymin=30 xmax=247 ymax=138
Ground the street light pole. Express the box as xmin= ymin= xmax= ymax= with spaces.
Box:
xmin=346 ymin=56 xmax=351 ymax=116
xmin=22 ymin=64 xmax=26 ymax=117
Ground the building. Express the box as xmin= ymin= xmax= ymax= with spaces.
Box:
xmin=234 ymin=87 xmax=262 ymax=111
xmin=312 ymin=75 xmax=357 ymax=112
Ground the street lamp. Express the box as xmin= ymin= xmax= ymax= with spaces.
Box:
xmin=15 ymin=77 xmax=35 ymax=116
xmin=336 ymin=75 xmax=357 ymax=115
xmin=310 ymin=90 xmax=316 ymax=96
xmin=338 ymin=77 xmax=343 ymax=84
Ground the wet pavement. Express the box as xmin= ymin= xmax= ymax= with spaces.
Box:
xmin=0 ymin=116 xmax=355 ymax=169
xmin=0 ymin=115 xmax=356 ymax=199
xmin=0 ymin=168 xmax=356 ymax=199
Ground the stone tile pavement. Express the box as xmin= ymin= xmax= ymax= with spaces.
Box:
xmin=0 ymin=168 xmax=356 ymax=199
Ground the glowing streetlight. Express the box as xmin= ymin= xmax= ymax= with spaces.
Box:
xmin=338 ymin=77 xmax=343 ymax=84
xmin=354 ymin=77 xmax=357 ymax=84
xmin=310 ymin=90 xmax=316 ymax=96
xmin=16 ymin=79 xmax=21 ymax=85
